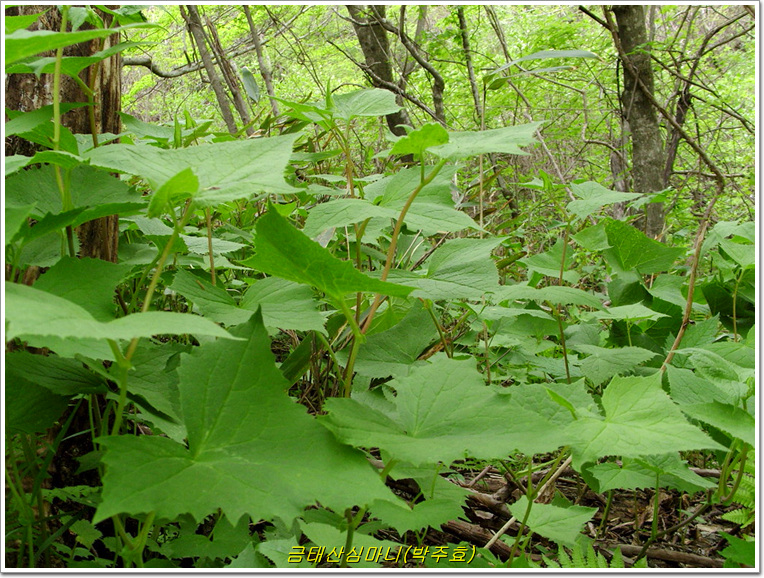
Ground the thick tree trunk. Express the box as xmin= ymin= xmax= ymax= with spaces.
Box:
xmin=612 ymin=5 xmax=666 ymax=238
xmin=181 ymin=5 xmax=238 ymax=135
xmin=5 ymin=5 xmax=121 ymax=262
xmin=346 ymin=5 xmax=412 ymax=136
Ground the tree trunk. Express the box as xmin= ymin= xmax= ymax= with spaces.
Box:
xmin=457 ymin=7 xmax=482 ymax=124
xmin=203 ymin=12 xmax=254 ymax=136
xmin=181 ymin=5 xmax=238 ymax=135
xmin=346 ymin=5 xmax=412 ymax=136
xmin=243 ymin=6 xmax=280 ymax=118
xmin=5 ymin=5 xmax=121 ymax=262
xmin=611 ymin=5 xmax=666 ymax=238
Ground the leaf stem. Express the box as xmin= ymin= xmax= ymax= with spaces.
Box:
xmin=362 ymin=158 xmax=447 ymax=333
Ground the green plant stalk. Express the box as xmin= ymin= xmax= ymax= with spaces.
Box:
xmin=206 ymin=208 xmax=216 ymax=285
xmin=5 ymin=458 xmax=36 ymax=567
xmin=125 ymin=511 xmax=156 ymax=568
xmin=597 ymin=490 xmax=615 ymax=539
xmin=716 ymin=439 xmax=739 ymax=502
xmin=555 ymin=223 xmax=572 ymax=382
xmin=650 ymin=474 xmax=661 ymax=541
xmin=340 ymin=507 xmax=366 ymax=568
xmin=422 ymin=299 xmax=452 ymax=358
xmin=338 ymin=298 xmax=365 ymax=397
xmin=362 ymin=158 xmax=448 ymax=333
xmin=51 ymin=6 xmax=76 ymax=257
xmin=482 ymin=321 xmax=492 ymax=383
xmin=721 ymin=444 xmax=750 ymax=504
xmin=508 ymin=495 xmax=533 ymax=564
xmin=731 ymin=268 xmax=743 ymax=342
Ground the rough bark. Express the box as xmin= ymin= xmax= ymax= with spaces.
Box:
xmin=5 ymin=5 xmax=121 ymax=263
xmin=243 ymin=6 xmax=279 ymax=118
xmin=611 ymin=5 xmax=666 ymax=238
xmin=345 ymin=5 xmax=412 ymax=136
xmin=181 ymin=5 xmax=238 ymax=135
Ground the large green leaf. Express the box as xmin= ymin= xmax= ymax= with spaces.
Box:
xmin=5 ymin=373 xmax=70 ymax=435
xmin=604 ymin=219 xmax=685 ymax=274
xmin=679 ymin=402 xmax=755 ymax=447
xmin=5 ymin=164 xmax=145 ymax=218
xmin=566 ymin=374 xmax=725 ymax=466
xmin=5 ymin=282 xmax=235 ymax=343
xmin=338 ymin=301 xmax=438 ymax=378
xmin=386 ymin=237 xmax=504 ymax=300
xmin=5 ymin=351 xmax=107 ymax=396
xmin=388 ymin=123 xmax=449 ymax=157
xmin=584 ymin=453 xmax=716 ymax=493
xmin=566 ymin=182 xmax=643 ymax=219
xmin=573 ymin=344 xmax=658 ymax=386
xmin=247 ymin=204 xmax=413 ymax=302
xmin=85 ymin=135 xmax=300 ymax=206
xmin=321 ymin=355 xmax=565 ymax=467
xmin=34 ymin=257 xmax=134 ymax=321
xmin=429 ymin=122 xmax=542 ymax=159
xmin=95 ymin=313 xmax=392 ymax=523
xmin=330 ymin=88 xmax=400 ymax=121
xmin=508 ymin=496 xmax=596 ymax=549
xmin=494 ymin=284 xmax=604 ymax=309
xmin=240 ymin=277 xmax=328 ymax=335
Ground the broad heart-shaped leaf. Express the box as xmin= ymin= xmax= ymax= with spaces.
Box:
xmin=493 ymin=284 xmax=604 ymax=310
xmin=385 ymin=237 xmax=505 ymax=300
xmin=5 ymin=372 xmax=71 ymax=435
xmin=603 ymin=219 xmax=685 ymax=274
xmin=336 ymin=301 xmax=438 ymax=378
xmin=566 ymin=181 xmax=643 ymax=219
xmin=389 ymin=123 xmax=449 ymax=157
xmin=5 ymin=164 xmax=145 ymax=218
xmin=330 ymin=88 xmax=400 ymax=121
xmin=5 ymin=351 xmax=107 ymax=396
xmin=519 ymin=238 xmax=579 ymax=284
xmin=320 ymin=354 xmax=565 ymax=467
xmin=247 ymin=204 xmax=413 ymax=302
xmin=370 ymin=497 xmax=464 ymax=534
xmin=508 ymin=496 xmax=596 ymax=549
xmin=95 ymin=313 xmax=393 ymax=524
xmin=240 ymin=277 xmax=328 ymax=335
xmin=590 ymin=302 xmax=668 ymax=322
xmin=304 ymin=165 xmax=477 ymax=239
xmin=679 ymin=402 xmax=755 ymax=447
xmin=566 ymin=373 xmax=725 ymax=467
xmin=34 ymin=257 xmax=134 ymax=321
xmin=573 ymin=344 xmax=658 ymax=386
xmin=85 ymin=134 xmax=300 ymax=206
xmin=429 ymin=122 xmax=542 ymax=159
xmin=5 ymin=282 xmax=235 ymax=343
xmin=583 ymin=454 xmax=716 ymax=494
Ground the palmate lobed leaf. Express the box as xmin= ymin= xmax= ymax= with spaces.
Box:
xmin=96 ymin=313 xmax=393 ymax=524
xmin=566 ymin=373 xmax=725 ymax=467
xmin=321 ymin=355 xmax=566 ymax=467
xmin=508 ymin=496 xmax=597 ymax=549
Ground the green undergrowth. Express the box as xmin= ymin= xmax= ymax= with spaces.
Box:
xmin=4 ymin=11 xmax=755 ymax=569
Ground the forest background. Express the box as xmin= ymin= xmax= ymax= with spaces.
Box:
xmin=3 ymin=2 xmax=757 ymax=570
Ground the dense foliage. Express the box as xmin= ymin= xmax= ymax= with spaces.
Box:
xmin=4 ymin=5 xmax=756 ymax=569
